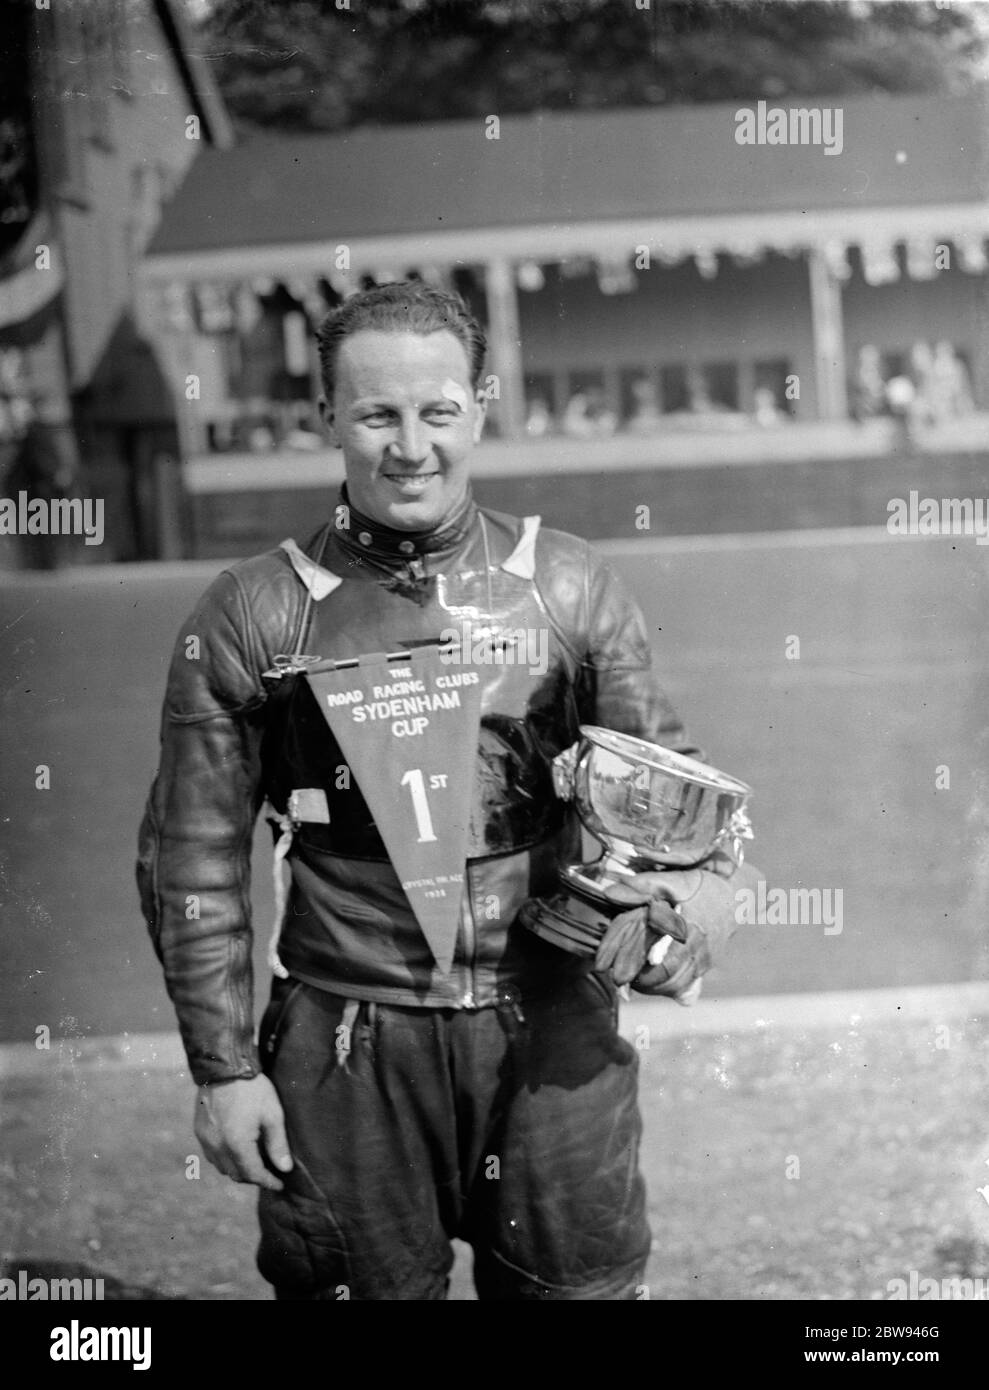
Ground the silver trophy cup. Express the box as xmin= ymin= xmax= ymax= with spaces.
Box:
xmin=521 ymin=726 xmax=754 ymax=956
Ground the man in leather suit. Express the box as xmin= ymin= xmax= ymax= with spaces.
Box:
xmin=137 ymin=280 xmax=758 ymax=1300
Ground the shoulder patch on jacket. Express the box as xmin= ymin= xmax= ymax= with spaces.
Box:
xmin=280 ymin=538 xmax=344 ymax=600
xmin=500 ymin=515 xmax=541 ymax=579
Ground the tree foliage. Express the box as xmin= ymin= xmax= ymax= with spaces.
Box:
xmin=197 ymin=0 xmax=989 ymax=133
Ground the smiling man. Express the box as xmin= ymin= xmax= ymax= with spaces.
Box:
xmin=322 ymin=323 xmax=484 ymax=527
xmin=138 ymin=280 xmax=755 ymax=1301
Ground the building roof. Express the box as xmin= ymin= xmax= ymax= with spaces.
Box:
xmin=148 ymin=91 xmax=988 ymax=257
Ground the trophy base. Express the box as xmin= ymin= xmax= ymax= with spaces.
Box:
xmin=520 ymin=861 xmax=651 ymax=957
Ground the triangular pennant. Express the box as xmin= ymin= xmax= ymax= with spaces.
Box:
xmin=306 ymin=646 xmax=482 ymax=974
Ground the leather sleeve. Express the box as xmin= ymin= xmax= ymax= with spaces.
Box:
xmin=688 ymin=850 xmax=764 ymax=966
xmin=136 ymin=567 xmax=272 ymax=1086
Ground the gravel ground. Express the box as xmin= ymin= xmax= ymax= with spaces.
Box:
xmin=3 ymin=1009 xmax=987 ymax=1302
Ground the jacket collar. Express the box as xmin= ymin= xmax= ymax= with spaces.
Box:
xmin=330 ymin=485 xmax=478 ymax=568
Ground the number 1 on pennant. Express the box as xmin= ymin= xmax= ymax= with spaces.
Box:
xmin=400 ymin=768 xmax=438 ymax=844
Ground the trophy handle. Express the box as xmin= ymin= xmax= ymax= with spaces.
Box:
xmin=724 ymin=805 xmax=754 ymax=865
xmin=551 ymin=741 xmax=579 ymax=800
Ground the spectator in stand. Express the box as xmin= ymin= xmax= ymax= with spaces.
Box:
xmin=849 ymin=345 xmax=887 ymax=423
xmin=753 ymin=386 xmax=785 ymax=428
xmin=562 ymin=387 xmax=616 ymax=439
xmin=907 ymin=342 xmax=936 ymax=428
xmin=524 ymin=395 xmax=554 ymax=438
xmin=586 ymin=387 xmax=617 ymax=437
xmin=244 ymin=397 xmax=276 ymax=452
xmin=284 ymin=404 xmax=323 ymax=451
xmin=884 ymin=369 xmax=917 ymax=453
xmin=561 ymin=389 xmax=594 ymax=438
xmin=685 ymin=366 xmax=728 ymax=415
xmin=625 ymin=375 xmax=662 ymax=434
xmin=930 ymin=341 xmax=975 ymax=422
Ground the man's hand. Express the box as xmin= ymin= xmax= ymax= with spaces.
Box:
xmin=194 ymin=1074 xmax=294 ymax=1191
xmin=594 ymin=870 xmax=714 ymax=1002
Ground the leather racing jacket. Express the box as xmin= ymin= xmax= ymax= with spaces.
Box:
xmin=137 ymin=491 xmax=727 ymax=1086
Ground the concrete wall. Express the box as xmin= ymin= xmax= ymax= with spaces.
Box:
xmin=185 ymin=451 xmax=989 ymax=559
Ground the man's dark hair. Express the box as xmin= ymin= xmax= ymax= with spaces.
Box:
xmin=315 ymin=280 xmax=487 ymax=401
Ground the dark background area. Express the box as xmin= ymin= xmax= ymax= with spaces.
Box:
xmin=198 ymin=0 xmax=989 ymax=133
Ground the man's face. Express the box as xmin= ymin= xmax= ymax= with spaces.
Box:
xmin=322 ymin=328 xmax=487 ymax=532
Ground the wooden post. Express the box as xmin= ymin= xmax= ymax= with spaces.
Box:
xmin=152 ymin=450 xmax=184 ymax=560
xmin=483 ymin=257 xmax=525 ymax=439
xmin=134 ymin=280 xmax=204 ymax=557
xmin=737 ymin=358 xmax=756 ymax=414
xmin=807 ymin=247 xmax=848 ymax=421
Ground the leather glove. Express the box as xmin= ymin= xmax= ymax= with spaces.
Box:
xmin=631 ymin=915 xmax=711 ymax=1001
xmin=594 ymin=871 xmax=715 ymax=1003
xmin=593 ymin=887 xmax=684 ymax=986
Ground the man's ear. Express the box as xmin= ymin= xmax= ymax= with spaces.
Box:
xmin=318 ymin=396 xmax=341 ymax=448
xmin=472 ymin=388 xmax=488 ymax=444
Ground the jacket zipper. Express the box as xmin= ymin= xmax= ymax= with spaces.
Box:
xmin=460 ymin=868 xmax=478 ymax=1008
